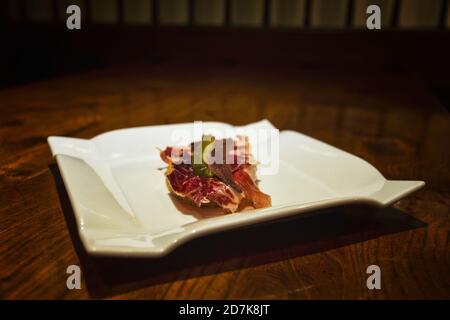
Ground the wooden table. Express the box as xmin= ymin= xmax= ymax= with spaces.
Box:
xmin=0 ymin=64 xmax=449 ymax=299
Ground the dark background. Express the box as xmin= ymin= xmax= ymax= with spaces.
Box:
xmin=1 ymin=0 xmax=450 ymax=110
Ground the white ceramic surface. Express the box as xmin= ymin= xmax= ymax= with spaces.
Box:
xmin=48 ymin=121 xmax=425 ymax=257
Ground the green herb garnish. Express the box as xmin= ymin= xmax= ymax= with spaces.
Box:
xmin=192 ymin=135 xmax=215 ymax=177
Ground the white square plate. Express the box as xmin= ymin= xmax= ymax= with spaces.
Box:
xmin=48 ymin=120 xmax=424 ymax=257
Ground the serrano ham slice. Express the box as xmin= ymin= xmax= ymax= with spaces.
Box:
xmin=160 ymin=135 xmax=271 ymax=213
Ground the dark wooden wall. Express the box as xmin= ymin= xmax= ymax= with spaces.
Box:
xmin=3 ymin=0 xmax=450 ymax=29
xmin=1 ymin=0 xmax=450 ymax=109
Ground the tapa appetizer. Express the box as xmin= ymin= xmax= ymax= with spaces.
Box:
xmin=160 ymin=135 xmax=271 ymax=213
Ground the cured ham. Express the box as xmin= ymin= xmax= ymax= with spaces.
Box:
xmin=160 ymin=135 xmax=271 ymax=213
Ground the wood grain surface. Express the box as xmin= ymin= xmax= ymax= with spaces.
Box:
xmin=0 ymin=64 xmax=448 ymax=299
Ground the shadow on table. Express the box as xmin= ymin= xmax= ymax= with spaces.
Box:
xmin=49 ymin=163 xmax=427 ymax=299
